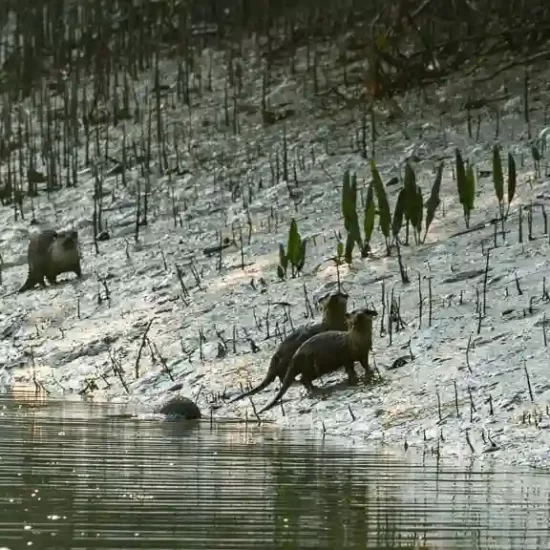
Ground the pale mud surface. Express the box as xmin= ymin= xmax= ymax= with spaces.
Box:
xmin=2 ymin=41 xmax=550 ymax=468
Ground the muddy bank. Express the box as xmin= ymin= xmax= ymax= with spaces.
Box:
xmin=1 ymin=37 xmax=550 ymax=469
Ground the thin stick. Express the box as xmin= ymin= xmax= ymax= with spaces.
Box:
xmin=524 ymin=363 xmax=534 ymax=402
xmin=465 ymin=429 xmax=475 ymax=453
xmin=248 ymin=397 xmax=262 ymax=423
xmin=135 ymin=319 xmax=154 ymax=379
xmin=465 ymin=335 xmax=472 ymax=373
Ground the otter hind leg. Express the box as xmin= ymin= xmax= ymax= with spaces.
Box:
xmin=299 ymin=357 xmax=318 ymax=395
xmin=345 ymin=363 xmax=358 ymax=385
xmin=359 ymin=355 xmax=373 ymax=383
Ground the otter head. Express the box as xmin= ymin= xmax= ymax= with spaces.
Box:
xmin=48 ymin=229 xmax=81 ymax=273
xmin=56 ymin=230 xmax=79 ymax=251
xmin=319 ymin=291 xmax=349 ymax=328
xmin=347 ymin=308 xmax=377 ymax=351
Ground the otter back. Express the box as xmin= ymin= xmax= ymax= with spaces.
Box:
xmin=19 ymin=229 xmax=82 ymax=292
xmin=287 ymin=330 xmax=358 ymax=383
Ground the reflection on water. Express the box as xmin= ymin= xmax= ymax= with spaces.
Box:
xmin=0 ymin=391 xmax=550 ymax=549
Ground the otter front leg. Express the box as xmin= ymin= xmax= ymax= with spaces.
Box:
xmin=359 ymin=354 xmax=373 ymax=383
xmin=299 ymin=369 xmax=319 ymax=395
xmin=300 ymin=377 xmax=318 ymax=394
xmin=32 ymin=272 xmax=48 ymax=288
xmin=345 ymin=363 xmax=358 ymax=385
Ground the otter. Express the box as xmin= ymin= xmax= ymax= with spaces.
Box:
xmin=228 ymin=291 xmax=349 ymax=405
xmin=156 ymin=395 xmax=201 ymax=419
xmin=258 ymin=308 xmax=377 ymax=415
xmin=19 ymin=229 xmax=82 ymax=292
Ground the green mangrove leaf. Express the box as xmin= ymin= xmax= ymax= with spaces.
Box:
xmin=287 ymin=218 xmax=301 ymax=267
xmin=344 ymin=231 xmax=355 ymax=264
xmin=492 ymin=144 xmax=504 ymax=207
xmin=465 ymin=163 xmax=476 ymax=210
xmin=455 ymin=148 xmax=467 ymax=206
xmin=341 ymin=169 xmax=353 ymax=225
xmin=403 ymin=162 xmax=416 ymax=197
xmin=341 ymin=169 xmax=362 ymax=247
xmin=424 ymin=161 xmax=443 ymax=242
xmin=279 ymin=243 xmax=288 ymax=271
xmin=370 ymin=160 xmax=391 ymax=239
xmin=462 ymin=162 xmax=476 ymax=227
xmin=363 ymin=183 xmax=376 ymax=244
xmin=296 ymin=238 xmax=307 ymax=272
xmin=507 ymin=152 xmax=516 ymax=213
xmin=412 ymin=185 xmax=423 ymax=237
xmin=392 ymin=188 xmax=406 ymax=239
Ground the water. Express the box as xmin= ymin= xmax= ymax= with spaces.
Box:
xmin=1 ymin=391 xmax=550 ymax=549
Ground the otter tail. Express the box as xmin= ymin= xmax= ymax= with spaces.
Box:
xmin=18 ymin=275 xmax=34 ymax=293
xmin=229 ymin=372 xmax=277 ymax=404
xmin=229 ymin=356 xmax=280 ymax=404
xmin=258 ymin=361 xmax=297 ymax=414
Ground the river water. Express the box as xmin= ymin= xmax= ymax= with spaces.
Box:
xmin=0 ymin=390 xmax=549 ymax=549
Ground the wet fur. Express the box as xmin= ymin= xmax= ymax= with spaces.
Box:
xmin=258 ymin=310 xmax=376 ymax=414
xmin=228 ymin=293 xmax=349 ymax=404
xmin=157 ymin=396 xmax=201 ymax=419
xmin=19 ymin=229 xmax=82 ymax=292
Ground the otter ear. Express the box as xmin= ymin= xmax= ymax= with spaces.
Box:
xmin=363 ymin=308 xmax=378 ymax=318
xmin=347 ymin=307 xmax=362 ymax=317
xmin=317 ymin=293 xmax=329 ymax=310
xmin=335 ymin=290 xmax=349 ymax=300
xmin=355 ymin=307 xmax=377 ymax=318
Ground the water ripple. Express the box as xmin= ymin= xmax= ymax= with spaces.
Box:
xmin=0 ymin=395 xmax=549 ymax=549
